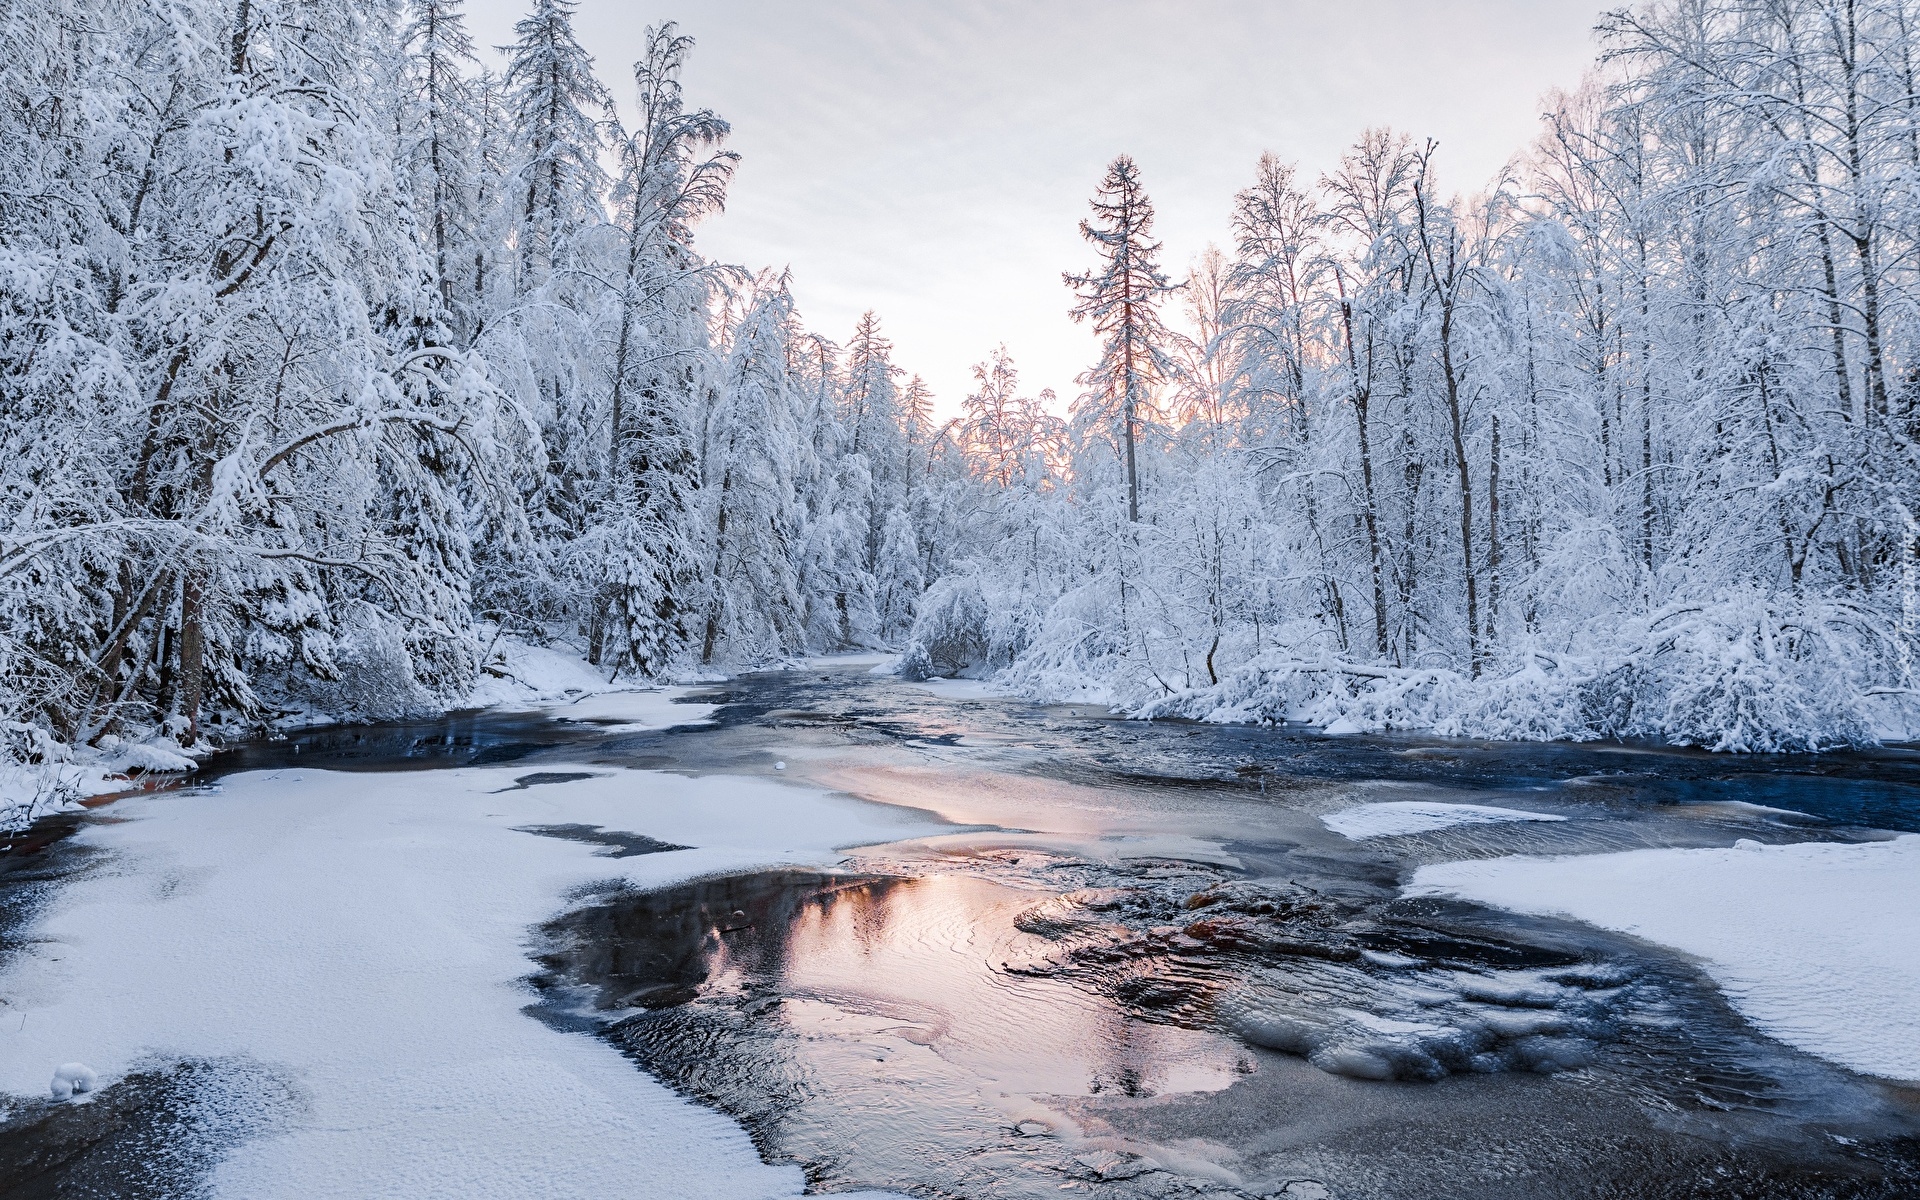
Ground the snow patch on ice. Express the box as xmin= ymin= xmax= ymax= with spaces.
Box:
xmin=1322 ymin=800 xmax=1567 ymax=839
xmin=541 ymin=688 xmax=718 ymax=731
xmin=796 ymin=651 xmax=895 ymax=670
xmin=0 ymin=765 xmax=947 ymax=1197
xmin=1409 ymin=834 xmax=1920 ymax=1082
xmin=465 ymin=637 xmax=720 ymax=731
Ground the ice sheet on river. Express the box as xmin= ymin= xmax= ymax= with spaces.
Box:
xmin=0 ymin=765 xmax=938 ymax=1198
xmin=1321 ymin=799 xmax=1567 ymax=839
xmin=1410 ymin=834 xmax=1920 ymax=1083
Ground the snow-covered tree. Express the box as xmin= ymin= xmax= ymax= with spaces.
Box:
xmin=1064 ymin=155 xmax=1180 ymax=523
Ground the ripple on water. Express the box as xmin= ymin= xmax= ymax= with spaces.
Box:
xmin=527 ymin=837 xmax=1920 ymax=1198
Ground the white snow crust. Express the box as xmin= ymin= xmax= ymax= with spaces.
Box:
xmin=541 ymin=688 xmax=719 ymax=731
xmin=1322 ymin=800 xmax=1567 ymax=839
xmin=0 ymin=766 xmax=937 ymax=1197
xmin=1409 ymin=834 xmax=1920 ymax=1083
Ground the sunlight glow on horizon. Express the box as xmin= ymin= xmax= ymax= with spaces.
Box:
xmin=462 ymin=0 xmax=1612 ymax=417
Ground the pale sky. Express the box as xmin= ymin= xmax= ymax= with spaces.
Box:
xmin=464 ymin=0 xmax=1612 ymax=415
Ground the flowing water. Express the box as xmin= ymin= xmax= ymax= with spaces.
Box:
xmin=5 ymin=662 xmax=1920 ymax=1198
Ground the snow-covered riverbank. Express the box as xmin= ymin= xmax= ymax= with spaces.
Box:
xmin=1 ymin=638 xmax=705 ymax=837
xmin=1409 ymin=835 xmax=1920 ymax=1084
xmin=0 ymin=754 xmax=938 ymax=1197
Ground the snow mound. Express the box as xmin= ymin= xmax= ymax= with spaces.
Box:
xmin=49 ymin=1062 xmax=97 ymax=1100
xmin=94 ymin=734 xmax=202 ymax=773
xmin=1322 ymin=801 xmax=1567 ymax=840
xmin=466 ymin=636 xmax=624 ymax=709
xmin=1409 ymin=835 xmax=1920 ymax=1083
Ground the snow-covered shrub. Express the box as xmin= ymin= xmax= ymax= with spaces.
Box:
xmin=1122 ymin=590 xmax=1905 ymax=752
xmin=275 ymin=605 xmax=445 ymax=723
xmin=1435 ymin=659 xmax=1594 ymax=743
xmin=1135 ymin=659 xmax=1466 ymax=734
xmin=1610 ymin=594 xmax=1884 ymax=752
xmin=0 ymin=721 xmax=203 ymax=837
xmin=0 ymin=722 xmax=83 ymax=835
xmin=898 ymin=576 xmax=994 ymax=678
xmin=895 ymin=574 xmax=1046 ymax=680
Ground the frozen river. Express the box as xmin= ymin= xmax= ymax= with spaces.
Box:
xmin=3 ymin=660 xmax=1918 ymax=1198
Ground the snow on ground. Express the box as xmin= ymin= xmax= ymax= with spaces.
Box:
xmin=466 ymin=636 xmax=622 ymax=710
xmin=1 ymin=733 xmax=203 ymax=835
xmin=461 ymin=635 xmax=719 ymax=731
xmin=1322 ymin=800 xmax=1567 ymax=839
xmin=541 ymin=688 xmax=719 ymax=731
xmin=0 ymin=766 xmax=940 ymax=1198
xmin=1409 ymin=835 xmax=1920 ymax=1083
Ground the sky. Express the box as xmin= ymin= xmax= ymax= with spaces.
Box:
xmin=464 ymin=0 xmax=1613 ymax=415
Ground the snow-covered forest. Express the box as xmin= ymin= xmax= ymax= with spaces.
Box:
xmin=4 ymin=0 xmax=1919 ymax=784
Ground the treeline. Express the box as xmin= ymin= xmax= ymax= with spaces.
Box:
xmin=4 ymin=0 xmax=1918 ymax=758
xmin=911 ymin=0 xmax=1920 ymax=750
xmin=0 ymin=0 xmax=939 ymax=747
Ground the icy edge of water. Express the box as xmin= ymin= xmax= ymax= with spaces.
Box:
xmin=1322 ymin=800 xmax=1568 ymax=839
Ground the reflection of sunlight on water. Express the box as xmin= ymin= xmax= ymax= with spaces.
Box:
xmin=768 ymin=874 xmax=1247 ymax=1100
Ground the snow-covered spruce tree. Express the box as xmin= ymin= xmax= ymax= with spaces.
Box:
xmin=842 ymin=312 xmax=910 ymax=627
xmin=401 ymin=0 xmax=482 ymax=332
xmin=502 ymin=0 xmax=609 ymax=288
xmin=696 ymin=273 xmax=807 ymax=664
xmin=1012 ymin=157 xmax=1182 ymax=696
xmin=1064 ymin=155 xmax=1180 ymax=525
xmin=571 ymin=22 xmax=736 ymax=677
xmin=786 ymin=330 xmax=855 ymax=650
xmin=481 ymin=0 xmax=630 ymax=674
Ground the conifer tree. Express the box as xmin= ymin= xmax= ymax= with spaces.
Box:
xmin=584 ymin=21 xmax=736 ymax=676
xmin=1065 ymin=155 xmax=1179 ymax=522
xmin=503 ymin=0 xmax=610 ymax=284
xmin=403 ymin=0 xmax=480 ymax=323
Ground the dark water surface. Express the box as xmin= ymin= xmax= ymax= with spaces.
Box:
xmin=5 ymin=663 xmax=1920 ymax=1198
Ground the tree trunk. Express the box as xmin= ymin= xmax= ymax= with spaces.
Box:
xmin=1342 ymin=299 xmax=1389 ymax=658
xmin=1487 ymin=412 xmax=1501 ymax=639
xmin=177 ymin=571 xmax=206 ymax=740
